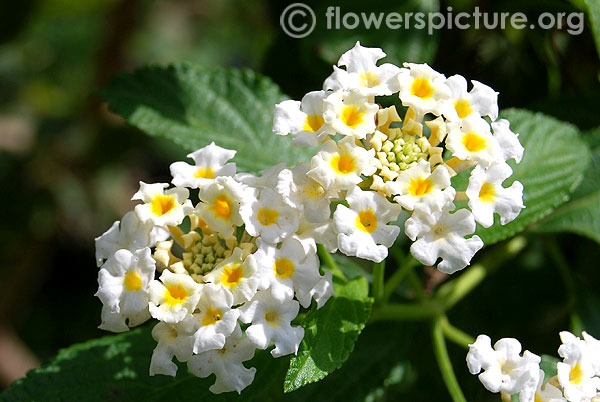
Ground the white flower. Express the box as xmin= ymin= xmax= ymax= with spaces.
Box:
xmin=234 ymin=163 xmax=286 ymax=189
xmin=148 ymin=270 xmax=202 ymax=324
xmin=204 ymin=248 xmax=259 ymax=305
xmin=444 ymin=74 xmax=498 ymax=122
xmin=254 ymin=238 xmax=321 ymax=307
xmin=94 ymin=211 xmax=156 ymax=267
xmin=276 ymin=163 xmax=336 ymax=223
xmin=557 ymin=331 xmax=600 ymax=402
xmin=132 ymin=182 xmax=193 ymax=227
xmin=446 ymin=115 xmax=502 ymax=169
xmin=323 ymin=41 xmax=402 ymax=96
xmin=533 ymin=370 xmax=566 ymax=402
xmin=169 ymin=142 xmax=236 ymax=188
xmin=294 ymin=219 xmax=339 ymax=254
xmin=240 ymin=187 xmax=300 ymax=244
xmin=466 ymin=163 xmax=524 ymax=228
xmin=149 ymin=315 xmax=197 ymax=376
xmin=388 ymin=160 xmax=454 ymax=212
xmin=95 ymin=248 xmax=155 ymax=331
xmin=187 ymin=325 xmax=257 ymax=394
xmin=296 ymin=271 xmax=335 ymax=309
xmin=239 ymin=289 xmax=304 ymax=357
xmin=273 ymin=91 xmax=335 ymax=147
xmin=197 ymin=176 xmax=249 ymax=238
xmin=333 ymin=186 xmax=402 ymax=263
xmin=308 ymin=137 xmax=376 ymax=191
xmin=323 ymin=90 xmax=378 ymax=138
xmin=582 ymin=331 xmax=600 ymax=376
xmin=466 ymin=335 xmax=541 ymax=400
xmin=492 ymin=119 xmax=525 ymax=164
xmin=99 ymin=306 xmax=150 ymax=333
xmin=192 ymin=283 xmax=240 ymax=354
xmin=397 ymin=63 xmax=452 ymax=116
xmin=405 ymin=204 xmax=483 ymax=274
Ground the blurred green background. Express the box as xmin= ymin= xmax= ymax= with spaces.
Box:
xmin=0 ymin=0 xmax=599 ymax=400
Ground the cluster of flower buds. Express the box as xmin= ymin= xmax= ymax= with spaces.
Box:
xmin=274 ymin=41 xmax=524 ymax=273
xmin=467 ymin=331 xmax=600 ymax=402
xmin=94 ymin=42 xmax=525 ymax=394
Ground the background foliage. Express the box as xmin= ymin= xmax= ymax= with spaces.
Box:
xmin=0 ymin=0 xmax=599 ymax=401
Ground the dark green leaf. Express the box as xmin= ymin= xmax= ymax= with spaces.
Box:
xmin=99 ymin=64 xmax=314 ymax=173
xmin=1 ymin=324 xmax=288 ymax=402
xmin=284 ymin=277 xmax=373 ymax=392
xmin=533 ymin=127 xmax=600 ymax=243
xmin=585 ymin=0 xmax=600 ymax=58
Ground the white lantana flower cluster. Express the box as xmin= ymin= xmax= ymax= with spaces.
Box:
xmin=274 ymin=41 xmax=525 ymax=274
xmin=467 ymin=331 xmax=600 ymax=402
xmin=94 ymin=42 xmax=526 ymax=395
xmin=94 ymin=142 xmax=336 ymax=394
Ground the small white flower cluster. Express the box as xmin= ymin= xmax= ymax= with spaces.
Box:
xmin=274 ymin=41 xmax=525 ymax=273
xmin=94 ymin=142 xmax=336 ymax=394
xmin=467 ymin=331 xmax=600 ymax=402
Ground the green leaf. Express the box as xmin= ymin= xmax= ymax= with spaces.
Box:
xmin=540 ymin=354 xmax=560 ymax=380
xmin=306 ymin=0 xmax=439 ymax=67
xmin=464 ymin=109 xmax=590 ymax=245
xmin=533 ymin=127 xmax=600 ymax=243
xmin=585 ymin=0 xmax=600 ymax=58
xmin=284 ymin=277 xmax=374 ymax=392
xmin=284 ymin=322 xmax=416 ymax=402
xmin=1 ymin=324 xmax=288 ymax=402
xmin=99 ymin=64 xmax=314 ymax=173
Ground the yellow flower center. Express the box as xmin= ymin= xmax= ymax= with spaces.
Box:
xmin=408 ymin=177 xmax=434 ymax=196
xmin=164 ymin=284 xmax=188 ymax=306
xmin=303 ymin=115 xmax=325 ymax=132
xmin=331 ymin=154 xmax=356 ymax=175
xmin=257 ymin=208 xmax=279 ymax=226
xmin=478 ymin=182 xmax=496 ymax=203
xmin=534 ymin=393 xmax=547 ymax=402
xmin=151 ymin=194 xmax=176 ymax=216
xmin=194 ymin=167 xmax=215 ymax=179
xmin=462 ymin=132 xmax=487 ymax=152
xmin=341 ymin=106 xmax=364 ymax=128
xmin=202 ymin=306 xmax=223 ymax=326
xmin=264 ymin=311 xmax=278 ymax=326
xmin=123 ymin=270 xmax=142 ymax=292
xmin=570 ymin=362 xmax=584 ymax=385
xmin=355 ymin=209 xmax=377 ymax=233
xmin=274 ymin=258 xmax=295 ymax=280
xmin=411 ymin=77 xmax=434 ymax=99
xmin=432 ymin=224 xmax=447 ymax=240
xmin=359 ymin=72 xmax=381 ymax=88
xmin=303 ymin=181 xmax=325 ymax=199
xmin=453 ymin=99 xmax=473 ymax=119
xmin=221 ymin=264 xmax=244 ymax=287
xmin=210 ymin=195 xmax=233 ymax=220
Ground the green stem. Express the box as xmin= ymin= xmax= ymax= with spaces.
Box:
xmin=545 ymin=237 xmax=582 ymax=333
xmin=434 ymin=236 xmax=527 ymax=310
xmin=317 ymin=244 xmax=346 ymax=281
xmin=407 ymin=267 xmax=426 ymax=300
xmin=546 ymin=237 xmax=575 ymax=305
xmin=370 ymin=301 xmax=442 ymax=322
xmin=432 ymin=317 xmax=468 ymax=402
xmin=440 ymin=317 xmax=475 ymax=350
xmin=382 ymin=256 xmax=419 ymax=302
xmin=372 ymin=260 xmax=385 ymax=304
